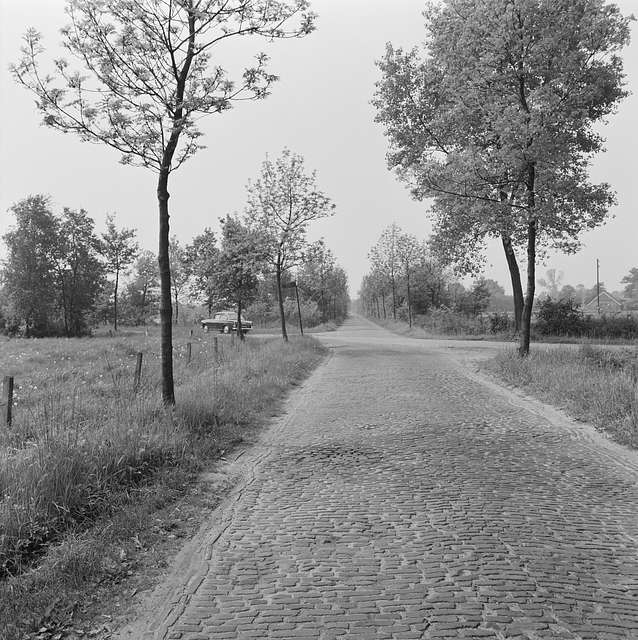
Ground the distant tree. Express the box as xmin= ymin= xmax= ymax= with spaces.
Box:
xmin=187 ymin=228 xmax=220 ymax=315
xmin=2 ymin=195 xmax=59 ymax=336
xmin=369 ymin=224 xmax=401 ymax=320
xmin=54 ymin=207 xmax=105 ymax=336
xmin=246 ymin=149 xmax=335 ymax=341
xmin=124 ymin=250 xmax=159 ymax=324
xmin=168 ymin=237 xmax=191 ymax=324
xmin=558 ymin=284 xmax=578 ymax=302
xmin=396 ymin=232 xmax=421 ymax=327
xmin=12 ymin=0 xmax=315 ymax=404
xmin=621 ymin=268 xmax=638 ymax=301
xmin=214 ymin=215 xmax=268 ymax=340
xmin=483 ymin=279 xmax=505 ymax=298
xmin=538 ymin=269 xmax=564 ymax=300
xmin=100 ymin=213 xmax=138 ymax=331
xmin=374 ymin=0 xmax=631 ymax=355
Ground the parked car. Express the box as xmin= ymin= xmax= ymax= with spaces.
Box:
xmin=201 ymin=311 xmax=253 ymax=334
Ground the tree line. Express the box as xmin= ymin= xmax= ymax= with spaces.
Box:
xmin=1 ymin=150 xmax=348 ymax=340
xmin=359 ymin=224 xmax=495 ymax=325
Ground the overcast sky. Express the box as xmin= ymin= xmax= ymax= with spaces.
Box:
xmin=1 ymin=0 xmax=637 ymax=296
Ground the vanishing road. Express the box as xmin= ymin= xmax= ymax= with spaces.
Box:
xmin=118 ymin=316 xmax=638 ymax=640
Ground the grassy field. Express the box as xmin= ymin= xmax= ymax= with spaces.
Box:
xmin=485 ymin=345 xmax=638 ymax=449
xmin=0 ymin=326 xmax=326 ymax=639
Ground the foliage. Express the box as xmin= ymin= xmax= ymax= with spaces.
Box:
xmin=535 ymin=297 xmax=585 ymax=336
xmin=297 ymin=240 xmax=349 ymax=324
xmin=188 ymin=228 xmax=221 ymax=314
xmin=213 ymin=215 xmax=269 ymax=338
xmin=246 ymin=149 xmax=335 ymax=340
xmin=2 ymin=197 xmax=105 ymax=337
xmin=168 ymin=236 xmax=192 ymax=323
xmin=120 ymin=250 xmax=160 ymax=325
xmin=11 ymin=0 xmax=316 ymax=404
xmin=621 ymin=267 xmax=638 ymax=302
xmin=100 ymin=213 xmax=139 ymax=330
xmin=373 ymin=0 xmax=632 ymax=355
xmin=1 ymin=195 xmax=59 ymax=337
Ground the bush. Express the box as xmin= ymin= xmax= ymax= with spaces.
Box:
xmin=535 ymin=297 xmax=584 ymax=336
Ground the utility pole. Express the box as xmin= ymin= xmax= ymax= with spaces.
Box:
xmin=596 ymin=259 xmax=600 ymax=314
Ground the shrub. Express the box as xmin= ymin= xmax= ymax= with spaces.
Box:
xmin=535 ymin=297 xmax=584 ymax=336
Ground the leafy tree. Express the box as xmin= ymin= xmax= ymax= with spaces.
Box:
xmin=246 ymin=149 xmax=335 ymax=341
xmin=374 ymin=0 xmax=631 ymax=355
xmin=214 ymin=215 xmax=268 ymax=340
xmin=12 ymin=0 xmax=316 ymax=404
xmin=187 ymin=228 xmax=220 ymax=315
xmin=100 ymin=213 xmax=138 ymax=330
xmin=368 ymin=224 xmax=401 ymax=320
xmin=54 ymin=207 xmax=105 ymax=336
xmin=396 ymin=232 xmax=421 ymax=327
xmin=124 ymin=250 xmax=159 ymax=324
xmin=168 ymin=236 xmax=191 ymax=324
xmin=2 ymin=195 xmax=59 ymax=336
xmin=621 ymin=268 xmax=638 ymax=301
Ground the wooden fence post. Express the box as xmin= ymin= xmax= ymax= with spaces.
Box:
xmin=186 ymin=342 xmax=192 ymax=364
xmin=133 ymin=352 xmax=143 ymax=393
xmin=2 ymin=376 xmax=14 ymax=426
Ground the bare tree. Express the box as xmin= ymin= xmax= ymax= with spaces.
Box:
xmin=11 ymin=0 xmax=315 ymax=404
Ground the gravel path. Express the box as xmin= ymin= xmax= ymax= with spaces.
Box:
xmin=117 ymin=315 xmax=638 ymax=639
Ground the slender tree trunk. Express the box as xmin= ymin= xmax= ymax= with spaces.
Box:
xmin=501 ymin=234 xmax=523 ymax=332
xmin=276 ymin=257 xmax=288 ymax=342
xmin=157 ymin=168 xmax=175 ymax=405
xmin=237 ymin=298 xmax=244 ymax=341
xmin=113 ymin=268 xmax=119 ymax=331
xmin=519 ymin=165 xmax=537 ymax=357
xmin=174 ymin=289 xmax=179 ymax=323
xmin=375 ymin=296 xmax=380 ymax=318
xmin=381 ymin=291 xmax=387 ymax=319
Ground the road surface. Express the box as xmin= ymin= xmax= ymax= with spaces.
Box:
xmin=117 ymin=315 xmax=638 ymax=639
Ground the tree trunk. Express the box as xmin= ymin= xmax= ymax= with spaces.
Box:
xmin=157 ymin=169 xmax=175 ymax=405
xmin=519 ymin=165 xmax=537 ymax=357
xmin=237 ymin=299 xmax=244 ymax=341
xmin=113 ymin=268 xmax=119 ymax=332
xmin=276 ymin=258 xmax=288 ymax=342
xmin=381 ymin=292 xmax=387 ymax=319
xmin=501 ymin=234 xmax=523 ymax=332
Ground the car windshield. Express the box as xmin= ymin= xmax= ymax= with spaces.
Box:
xmin=214 ymin=312 xmax=248 ymax=321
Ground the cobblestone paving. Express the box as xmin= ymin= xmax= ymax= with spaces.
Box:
xmin=123 ymin=317 xmax=638 ymax=639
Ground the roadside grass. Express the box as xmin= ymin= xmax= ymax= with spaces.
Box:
xmin=0 ymin=327 xmax=325 ymax=638
xmin=371 ymin=315 xmax=638 ymax=345
xmin=369 ymin=317 xmax=515 ymax=342
xmin=484 ymin=345 xmax=638 ymax=449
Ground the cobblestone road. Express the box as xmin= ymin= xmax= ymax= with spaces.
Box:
xmin=120 ymin=316 xmax=638 ymax=639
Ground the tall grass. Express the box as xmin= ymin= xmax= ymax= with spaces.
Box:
xmin=485 ymin=345 xmax=638 ymax=448
xmin=0 ymin=328 xmax=325 ymax=635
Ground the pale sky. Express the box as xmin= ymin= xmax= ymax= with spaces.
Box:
xmin=1 ymin=0 xmax=637 ymax=296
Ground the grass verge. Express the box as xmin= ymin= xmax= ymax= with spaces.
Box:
xmin=484 ymin=344 xmax=638 ymax=449
xmin=0 ymin=330 xmax=325 ymax=639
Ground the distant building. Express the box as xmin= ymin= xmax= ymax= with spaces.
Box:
xmin=582 ymin=290 xmax=624 ymax=315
